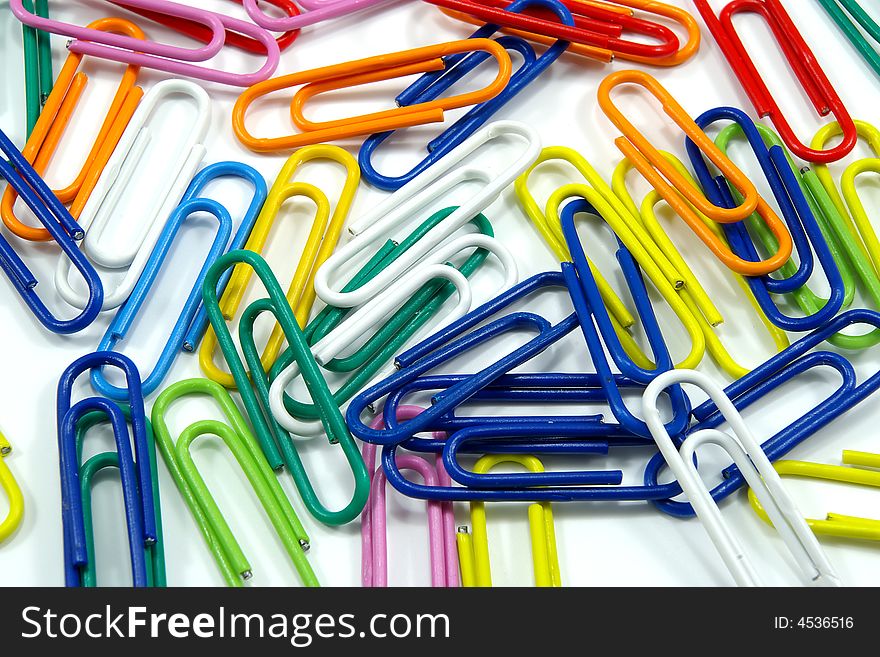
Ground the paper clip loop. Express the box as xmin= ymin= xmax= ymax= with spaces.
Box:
xmin=316 ymin=120 xmax=538 ymax=309
xmin=199 ymin=145 xmax=358 ymax=388
xmin=242 ymin=0 xmax=393 ymax=30
xmin=151 ymin=379 xmax=318 ymax=587
xmin=0 ymin=431 xmax=24 ymax=544
xmin=643 ymin=369 xmax=841 ymax=587
xmin=749 ymin=450 xmax=880 ymax=542
xmin=55 ymin=79 xmax=210 ymax=311
xmin=57 ymin=352 xmax=157 ymax=587
xmin=362 ymin=408 xmax=458 ymax=587
xmin=11 ymin=0 xmax=281 ymax=87
xmin=2 ymin=17 xmax=145 ymax=242
xmin=692 ymin=0 xmax=856 ymax=163
xmin=0 ymin=129 xmax=103 ymax=333
xmin=202 ymin=250 xmax=370 ymax=526
xmin=457 ymin=455 xmax=561 ymax=587
xmin=233 ymin=39 xmax=512 ymax=152
xmin=359 ymin=0 xmax=570 ymax=191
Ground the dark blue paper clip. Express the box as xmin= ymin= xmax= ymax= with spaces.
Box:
xmin=0 ymin=128 xmax=103 ymax=333
xmin=90 ymin=198 xmax=234 ymax=400
xmin=180 ymin=162 xmax=267 ymax=351
xmin=644 ymin=309 xmax=880 ymax=517
xmin=57 ymin=352 xmax=156 ymax=587
xmin=560 ymin=198 xmax=691 ymax=437
xmin=357 ymin=0 xmax=572 ymax=191
xmin=686 ymin=107 xmax=844 ymax=331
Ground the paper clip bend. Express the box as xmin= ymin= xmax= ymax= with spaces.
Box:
xmin=151 ymin=379 xmax=318 ymax=587
xmin=817 ymin=0 xmax=880 ymax=80
xmin=57 ymin=352 xmax=157 ymax=587
xmin=457 ymin=455 xmax=561 ymax=587
xmin=73 ymin=405 xmax=166 ymax=587
xmin=316 ymin=120 xmax=539 ymax=309
xmin=2 ymin=17 xmax=145 ymax=242
xmin=749 ymin=450 xmax=880 ymax=542
xmin=199 ymin=145 xmax=358 ymax=389
xmin=359 ymin=0 xmax=570 ymax=192
xmin=242 ymin=0 xmax=392 ymax=30
xmin=690 ymin=107 xmax=844 ymax=331
xmin=644 ymin=309 xmax=880 ymax=517
xmin=0 ymin=431 xmax=24 ymax=544
xmin=362 ymin=408 xmax=458 ymax=587
xmin=692 ymin=0 xmax=856 ymax=164
xmin=12 ymin=1 xmax=281 ymax=87
xmin=269 ymin=208 xmax=507 ymax=438
xmin=233 ymin=39 xmax=512 ymax=152
xmin=111 ymin=0 xmax=302 ymax=53
xmin=55 ymin=79 xmax=210 ymax=311
xmin=0 ymin=129 xmax=103 ymax=334
xmin=203 ymin=250 xmax=370 ymax=526
xmin=90 ymin=199 xmax=234 ymax=400
xmin=21 ymin=0 xmax=52 ymax=137
xmin=643 ymin=369 xmax=841 ymax=587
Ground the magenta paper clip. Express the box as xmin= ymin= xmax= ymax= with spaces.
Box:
xmin=12 ymin=1 xmax=281 ymax=87
xmin=242 ymin=0 xmax=394 ymax=30
xmin=361 ymin=407 xmax=458 ymax=588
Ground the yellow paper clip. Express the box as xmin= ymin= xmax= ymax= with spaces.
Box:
xmin=0 ymin=431 xmax=24 ymax=544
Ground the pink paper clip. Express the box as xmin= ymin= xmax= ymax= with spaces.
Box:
xmin=361 ymin=407 xmax=459 ymax=588
xmin=242 ymin=0 xmax=395 ymax=30
xmin=11 ymin=0 xmax=280 ymax=87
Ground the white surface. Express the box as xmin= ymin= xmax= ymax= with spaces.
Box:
xmin=1 ymin=0 xmax=880 ymax=587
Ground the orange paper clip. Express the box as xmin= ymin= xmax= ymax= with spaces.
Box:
xmin=232 ymin=39 xmax=512 ymax=152
xmin=1 ymin=17 xmax=144 ymax=242
xmin=598 ymin=70 xmax=791 ymax=277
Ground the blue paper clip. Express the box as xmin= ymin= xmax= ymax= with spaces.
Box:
xmin=57 ymin=352 xmax=156 ymax=587
xmin=180 ymin=162 xmax=267 ymax=351
xmin=0 ymin=128 xmax=103 ymax=333
xmin=687 ymin=107 xmax=845 ymax=331
xmin=644 ymin=309 xmax=880 ymax=517
xmin=90 ymin=198 xmax=234 ymax=400
xmin=357 ymin=0 xmax=571 ymax=191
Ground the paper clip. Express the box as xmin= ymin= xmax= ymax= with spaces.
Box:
xmin=689 ymin=107 xmax=845 ymax=331
xmin=362 ymin=408 xmax=458 ymax=587
xmin=57 ymin=352 xmax=157 ymax=587
xmin=234 ymin=40 xmax=513 ymax=153
xmin=0 ymin=430 xmax=24 ymax=544
xmin=749 ymin=450 xmax=880 ymax=542
xmin=111 ymin=0 xmax=302 ymax=53
xmin=644 ymin=369 xmax=840 ymax=587
xmin=21 ymin=0 xmax=52 ymax=137
xmin=612 ymin=153 xmax=790 ymax=379
xmin=3 ymin=17 xmax=146 ymax=242
xmin=692 ymin=0 xmax=856 ymax=163
xmin=242 ymin=0 xmax=393 ymax=30
xmin=151 ymin=379 xmax=318 ymax=587
xmin=90 ymin=199 xmax=233 ymax=400
xmin=202 ymin=250 xmax=370 ymax=526
xmin=457 ymin=456 xmax=560 ymax=587
xmin=0 ymin=129 xmax=103 ymax=334
xmin=817 ymin=0 xmax=880 ymax=79
xmin=435 ymin=0 xmax=700 ymax=66
xmin=54 ymin=79 xmax=210 ymax=311
xmin=644 ymin=309 xmax=880 ymax=517
xmin=359 ymin=0 xmax=570 ymax=191
xmin=316 ymin=121 xmax=538 ymax=310
xmin=199 ymin=145 xmax=357 ymax=388
xmin=11 ymin=0 xmax=281 ymax=87
xmin=269 ymin=208 xmax=510 ymax=438
xmin=597 ymin=70 xmax=793 ymax=277
xmin=73 ymin=404 xmax=166 ymax=587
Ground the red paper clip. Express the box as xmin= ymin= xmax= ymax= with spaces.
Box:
xmin=693 ymin=0 xmax=857 ymax=163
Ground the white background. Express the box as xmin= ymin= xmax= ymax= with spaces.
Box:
xmin=2 ymin=0 xmax=880 ymax=587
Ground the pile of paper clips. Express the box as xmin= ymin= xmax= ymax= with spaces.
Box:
xmin=2 ymin=0 xmax=880 ymax=588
